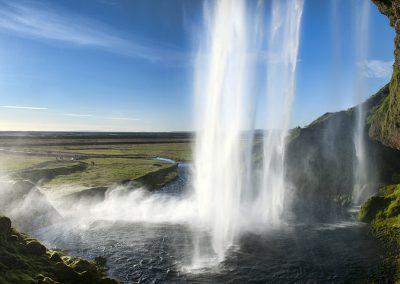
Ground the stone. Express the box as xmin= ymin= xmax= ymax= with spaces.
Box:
xmin=0 ymin=216 xmax=12 ymax=235
xmin=54 ymin=262 xmax=79 ymax=282
xmin=7 ymin=235 xmax=19 ymax=242
xmin=49 ymin=252 xmax=62 ymax=263
xmin=25 ymin=240 xmax=47 ymax=256
xmin=36 ymin=274 xmax=59 ymax=284
xmin=94 ymin=256 xmax=107 ymax=267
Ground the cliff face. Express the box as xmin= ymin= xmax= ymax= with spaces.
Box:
xmin=286 ymin=85 xmax=400 ymax=220
xmin=369 ymin=0 xmax=400 ymax=150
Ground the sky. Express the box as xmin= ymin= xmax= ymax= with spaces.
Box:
xmin=0 ymin=0 xmax=395 ymax=132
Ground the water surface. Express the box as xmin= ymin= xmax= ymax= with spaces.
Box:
xmin=34 ymin=164 xmax=391 ymax=283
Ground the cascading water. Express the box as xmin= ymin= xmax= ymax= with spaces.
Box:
xmin=352 ymin=0 xmax=371 ymax=204
xmin=257 ymin=0 xmax=304 ymax=225
xmin=193 ymin=0 xmax=304 ymax=262
xmin=193 ymin=0 xmax=250 ymax=262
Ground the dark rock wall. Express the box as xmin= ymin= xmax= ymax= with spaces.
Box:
xmin=369 ymin=0 xmax=400 ymax=149
xmin=285 ymin=85 xmax=400 ymax=220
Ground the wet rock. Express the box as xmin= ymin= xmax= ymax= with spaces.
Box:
xmin=99 ymin=277 xmax=121 ymax=284
xmin=80 ymin=270 xmax=96 ymax=283
xmin=26 ymin=240 xmax=47 ymax=255
xmin=0 ymin=216 xmax=12 ymax=235
xmin=54 ymin=262 xmax=80 ymax=282
xmin=69 ymin=259 xmax=95 ymax=273
xmin=7 ymin=234 xmax=20 ymax=242
xmin=95 ymin=256 xmax=107 ymax=267
xmin=36 ymin=274 xmax=59 ymax=284
xmin=49 ymin=252 xmax=62 ymax=263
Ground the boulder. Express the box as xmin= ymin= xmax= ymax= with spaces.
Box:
xmin=0 ymin=216 xmax=11 ymax=235
xmin=7 ymin=235 xmax=19 ymax=242
xmin=54 ymin=262 xmax=80 ymax=283
xmin=36 ymin=274 xmax=59 ymax=284
xmin=49 ymin=252 xmax=62 ymax=263
xmin=25 ymin=240 xmax=47 ymax=256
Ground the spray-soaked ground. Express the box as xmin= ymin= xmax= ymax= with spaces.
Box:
xmin=33 ymin=164 xmax=391 ymax=283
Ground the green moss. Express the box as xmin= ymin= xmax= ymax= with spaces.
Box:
xmin=368 ymin=0 xmax=400 ymax=149
xmin=0 ymin=217 xmax=120 ymax=283
xmin=359 ymin=183 xmax=400 ymax=281
xmin=369 ymin=66 xmax=400 ymax=146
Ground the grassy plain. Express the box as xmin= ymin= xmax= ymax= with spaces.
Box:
xmin=0 ymin=132 xmax=192 ymax=192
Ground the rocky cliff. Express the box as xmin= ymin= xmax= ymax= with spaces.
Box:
xmin=369 ymin=0 xmax=400 ymax=150
xmin=286 ymin=85 xmax=400 ymax=220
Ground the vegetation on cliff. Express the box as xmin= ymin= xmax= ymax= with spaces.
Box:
xmin=359 ymin=184 xmax=400 ymax=280
xmin=0 ymin=216 xmax=120 ymax=284
xmin=285 ymin=84 xmax=400 ymax=220
xmin=369 ymin=0 xmax=400 ymax=150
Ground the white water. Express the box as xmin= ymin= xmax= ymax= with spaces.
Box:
xmin=257 ymin=0 xmax=304 ymax=225
xmin=352 ymin=0 xmax=371 ymax=204
xmin=193 ymin=0 xmax=304 ymax=262
xmin=193 ymin=0 xmax=250 ymax=262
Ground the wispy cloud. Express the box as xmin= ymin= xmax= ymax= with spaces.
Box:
xmin=108 ymin=117 xmax=141 ymax=121
xmin=0 ymin=105 xmax=48 ymax=110
xmin=360 ymin=60 xmax=393 ymax=78
xmin=64 ymin=113 xmax=93 ymax=117
xmin=0 ymin=1 xmax=184 ymax=63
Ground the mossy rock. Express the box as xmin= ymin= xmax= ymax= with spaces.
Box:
xmin=0 ymin=216 xmax=121 ymax=283
xmin=36 ymin=274 xmax=60 ymax=284
xmin=359 ymin=195 xmax=392 ymax=222
xmin=49 ymin=252 xmax=62 ymax=263
xmin=25 ymin=240 xmax=47 ymax=256
xmin=0 ymin=216 xmax=12 ymax=236
xmin=53 ymin=261 xmax=80 ymax=282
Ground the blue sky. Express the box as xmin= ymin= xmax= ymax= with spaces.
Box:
xmin=0 ymin=0 xmax=394 ymax=131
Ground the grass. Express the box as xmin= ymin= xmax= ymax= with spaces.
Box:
xmin=0 ymin=153 xmax=53 ymax=173
xmin=45 ymin=157 xmax=175 ymax=188
xmin=21 ymin=142 xmax=192 ymax=162
xmin=0 ymin=139 xmax=190 ymax=192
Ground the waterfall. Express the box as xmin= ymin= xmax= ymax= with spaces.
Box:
xmin=257 ymin=0 xmax=304 ymax=225
xmin=193 ymin=0 xmax=304 ymax=262
xmin=352 ymin=0 xmax=371 ymax=204
xmin=193 ymin=0 xmax=250 ymax=262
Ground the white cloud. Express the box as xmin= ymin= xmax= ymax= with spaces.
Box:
xmin=64 ymin=113 xmax=93 ymax=117
xmin=361 ymin=60 xmax=393 ymax=78
xmin=0 ymin=105 xmax=48 ymax=110
xmin=108 ymin=117 xmax=141 ymax=121
xmin=0 ymin=1 xmax=184 ymax=63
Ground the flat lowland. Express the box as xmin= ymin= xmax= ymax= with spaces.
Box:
xmin=0 ymin=132 xmax=192 ymax=196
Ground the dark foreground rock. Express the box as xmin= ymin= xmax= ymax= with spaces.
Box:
xmin=0 ymin=216 xmax=121 ymax=284
xmin=358 ymin=184 xmax=400 ymax=281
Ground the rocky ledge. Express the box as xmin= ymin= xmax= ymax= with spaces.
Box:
xmin=369 ymin=0 xmax=400 ymax=150
xmin=0 ymin=216 xmax=120 ymax=284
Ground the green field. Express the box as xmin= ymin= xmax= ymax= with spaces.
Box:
xmin=45 ymin=157 xmax=174 ymax=188
xmin=0 ymin=153 xmax=53 ymax=173
xmin=0 ymin=135 xmax=192 ymax=194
